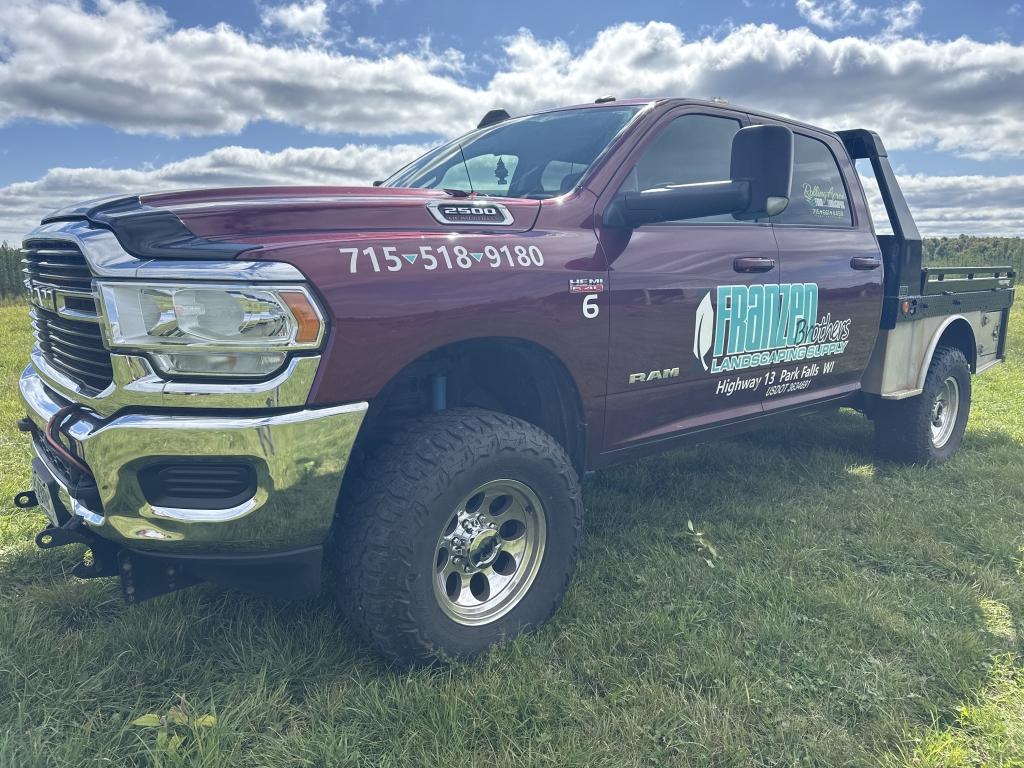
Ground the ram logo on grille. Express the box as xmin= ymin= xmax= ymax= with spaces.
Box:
xmin=26 ymin=281 xmax=58 ymax=312
xmin=426 ymin=200 xmax=514 ymax=226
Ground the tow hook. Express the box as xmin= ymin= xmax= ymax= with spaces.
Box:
xmin=13 ymin=490 xmax=39 ymax=509
xmin=33 ymin=516 xmax=121 ymax=580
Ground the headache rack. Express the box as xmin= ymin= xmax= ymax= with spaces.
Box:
xmin=837 ymin=129 xmax=1015 ymax=328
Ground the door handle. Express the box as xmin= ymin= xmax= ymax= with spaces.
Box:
xmin=733 ymin=257 xmax=776 ymax=273
xmin=850 ymin=256 xmax=881 ymax=270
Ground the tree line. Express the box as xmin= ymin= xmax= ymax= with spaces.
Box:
xmin=3 ymin=236 xmax=1023 ymax=302
xmin=922 ymin=236 xmax=1024 ymax=271
xmin=0 ymin=242 xmax=24 ymax=302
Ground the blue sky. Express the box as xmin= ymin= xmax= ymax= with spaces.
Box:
xmin=0 ymin=0 xmax=1022 ymax=240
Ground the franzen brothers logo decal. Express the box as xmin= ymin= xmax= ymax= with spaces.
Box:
xmin=694 ymin=283 xmax=851 ymax=374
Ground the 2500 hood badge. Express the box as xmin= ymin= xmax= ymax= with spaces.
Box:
xmin=427 ymin=200 xmax=515 ymax=226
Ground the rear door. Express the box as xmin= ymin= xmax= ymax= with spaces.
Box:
xmin=596 ymin=106 xmax=782 ymax=452
xmin=757 ymin=127 xmax=884 ymax=409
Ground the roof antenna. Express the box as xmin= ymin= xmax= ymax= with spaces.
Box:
xmin=457 ymin=142 xmax=475 ymax=196
xmin=478 ymin=109 xmax=510 ymax=129
xmin=594 ymin=95 xmax=616 ymax=104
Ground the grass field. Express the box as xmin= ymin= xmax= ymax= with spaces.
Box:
xmin=1 ymin=302 xmax=1022 ymax=767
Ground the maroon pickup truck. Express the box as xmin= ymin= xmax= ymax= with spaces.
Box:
xmin=14 ymin=98 xmax=1016 ymax=663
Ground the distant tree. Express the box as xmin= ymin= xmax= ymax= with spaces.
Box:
xmin=0 ymin=242 xmax=24 ymax=301
xmin=922 ymin=236 xmax=1023 ymax=273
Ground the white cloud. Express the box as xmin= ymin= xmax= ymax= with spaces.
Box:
xmin=491 ymin=23 xmax=1024 ymax=161
xmin=0 ymin=4 xmax=1021 ymax=161
xmin=261 ymin=0 xmax=329 ymax=38
xmin=876 ymin=173 xmax=1024 ymax=236
xmin=857 ymin=170 xmax=1024 ymax=237
xmin=795 ymin=0 xmax=877 ymax=31
xmin=0 ymin=0 xmax=478 ymax=138
xmin=0 ymin=143 xmax=426 ymax=244
xmin=881 ymin=1 xmax=923 ymax=34
xmin=794 ymin=0 xmax=921 ymax=34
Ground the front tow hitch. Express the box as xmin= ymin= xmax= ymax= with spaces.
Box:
xmin=34 ymin=517 xmax=121 ymax=579
xmin=13 ymin=489 xmax=121 ymax=580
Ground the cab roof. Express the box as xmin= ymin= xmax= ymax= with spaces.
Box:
xmin=521 ymin=98 xmax=837 ymax=139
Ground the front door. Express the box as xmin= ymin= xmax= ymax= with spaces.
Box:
xmin=597 ymin=108 xmax=782 ymax=453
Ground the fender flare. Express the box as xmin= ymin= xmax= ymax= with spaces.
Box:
xmin=913 ymin=314 xmax=976 ymax=392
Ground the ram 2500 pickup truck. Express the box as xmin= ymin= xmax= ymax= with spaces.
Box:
xmin=14 ymin=98 xmax=1016 ymax=663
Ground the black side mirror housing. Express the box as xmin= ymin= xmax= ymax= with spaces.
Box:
xmin=604 ymin=124 xmax=794 ymax=227
xmin=730 ymin=124 xmax=793 ymax=219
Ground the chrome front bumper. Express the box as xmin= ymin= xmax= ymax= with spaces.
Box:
xmin=20 ymin=365 xmax=367 ymax=554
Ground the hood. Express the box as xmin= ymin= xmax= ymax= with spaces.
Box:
xmin=143 ymin=187 xmax=541 ymax=240
xmin=42 ymin=187 xmax=542 ymax=260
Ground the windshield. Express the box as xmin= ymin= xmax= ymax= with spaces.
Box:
xmin=382 ymin=106 xmax=643 ymax=200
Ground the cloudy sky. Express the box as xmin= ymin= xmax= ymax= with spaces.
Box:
xmin=0 ymin=0 xmax=1022 ymax=243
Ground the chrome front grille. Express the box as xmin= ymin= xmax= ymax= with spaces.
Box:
xmin=22 ymin=241 xmax=93 ymax=292
xmin=22 ymin=239 xmax=113 ymax=394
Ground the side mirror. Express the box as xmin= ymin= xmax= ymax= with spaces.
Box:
xmin=730 ymin=124 xmax=793 ymax=219
xmin=604 ymin=124 xmax=794 ymax=227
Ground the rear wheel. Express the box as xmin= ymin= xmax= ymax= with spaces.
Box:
xmin=332 ymin=408 xmax=582 ymax=664
xmin=874 ymin=346 xmax=971 ymax=464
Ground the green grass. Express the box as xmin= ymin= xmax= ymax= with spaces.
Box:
xmin=1 ymin=302 xmax=1022 ymax=767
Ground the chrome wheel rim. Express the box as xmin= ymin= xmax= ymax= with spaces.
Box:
xmin=432 ymin=479 xmax=547 ymax=626
xmin=930 ymin=376 xmax=960 ymax=448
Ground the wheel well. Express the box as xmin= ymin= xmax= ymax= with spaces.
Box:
xmin=934 ymin=318 xmax=978 ymax=374
xmin=356 ymin=338 xmax=587 ymax=473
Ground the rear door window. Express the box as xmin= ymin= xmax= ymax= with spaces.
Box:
xmin=772 ymin=134 xmax=853 ymax=227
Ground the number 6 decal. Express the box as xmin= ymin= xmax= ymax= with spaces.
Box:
xmin=582 ymin=294 xmax=600 ymax=319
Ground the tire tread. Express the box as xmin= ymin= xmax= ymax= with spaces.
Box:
xmin=873 ymin=346 xmax=971 ymax=465
xmin=332 ymin=408 xmax=582 ymax=663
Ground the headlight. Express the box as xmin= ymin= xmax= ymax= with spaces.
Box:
xmin=97 ymin=282 xmax=325 ymax=378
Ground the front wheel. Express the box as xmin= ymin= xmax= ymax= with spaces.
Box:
xmin=332 ymin=408 xmax=582 ymax=664
xmin=874 ymin=346 xmax=972 ymax=464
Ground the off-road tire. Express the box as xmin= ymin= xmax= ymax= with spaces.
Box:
xmin=332 ymin=408 xmax=582 ymax=664
xmin=873 ymin=346 xmax=971 ymax=465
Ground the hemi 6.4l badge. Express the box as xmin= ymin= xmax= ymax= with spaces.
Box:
xmin=568 ymin=278 xmax=604 ymax=294
xmin=427 ymin=200 xmax=515 ymax=226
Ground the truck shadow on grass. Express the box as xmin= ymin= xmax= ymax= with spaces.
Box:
xmin=1 ymin=406 xmax=1021 ymax=765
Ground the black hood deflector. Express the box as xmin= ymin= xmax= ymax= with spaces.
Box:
xmin=42 ymin=195 xmax=257 ymax=261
